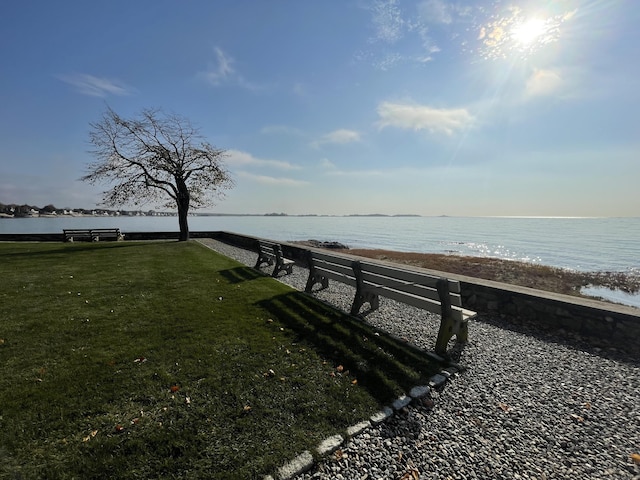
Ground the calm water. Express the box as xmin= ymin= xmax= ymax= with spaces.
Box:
xmin=2 ymin=215 xmax=639 ymax=274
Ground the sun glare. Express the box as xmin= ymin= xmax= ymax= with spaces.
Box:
xmin=477 ymin=7 xmax=572 ymax=60
xmin=512 ymin=18 xmax=547 ymax=46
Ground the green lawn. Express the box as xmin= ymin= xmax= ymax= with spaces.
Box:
xmin=0 ymin=241 xmax=440 ymax=479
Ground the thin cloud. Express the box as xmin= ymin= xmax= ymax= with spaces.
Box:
xmin=237 ymin=171 xmax=308 ymax=187
xmin=418 ymin=0 xmax=454 ymax=25
xmin=370 ymin=0 xmax=405 ymax=44
xmin=526 ymin=69 xmax=563 ymax=97
xmin=226 ymin=149 xmax=300 ymax=171
xmin=201 ymin=47 xmax=235 ymax=86
xmin=312 ymin=129 xmax=361 ymax=148
xmin=377 ymin=101 xmax=474 ymax=135
xmin=260 ymin=125 xmax=305 ymax=136
xmin=57 ymin=73 xmax=132 ymax=97
xmin=199 ymin=47 xmax=262 ymax=90
xmin=320 ymin=158 xmax=336 ymax=169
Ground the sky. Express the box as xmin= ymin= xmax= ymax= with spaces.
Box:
xmin=1 ymin=0 xmax=638 ymax=217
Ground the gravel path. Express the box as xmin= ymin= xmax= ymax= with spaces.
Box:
xmin=197 ymin=239 xmax=640 ymax=480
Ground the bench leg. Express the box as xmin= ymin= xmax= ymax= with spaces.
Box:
xmin=305 ymin=274 xmax=328 ymax=293
xmin=350 ymin=292 xmax=379 ymax=316
xmin=254 ymin=255 xmax=273 ymax=269
xmin=435 ymin=317 xmax=455 ymax=355
xmin=435 ymin=317 xmax=467 ymax=354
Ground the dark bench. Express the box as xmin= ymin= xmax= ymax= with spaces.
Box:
xmin=305 ymin=249 xmax=476 ymax=355
xmin=254 ymin=240 xmax=295 ymax=277
xmin=63 ymin=228 xmax=123 ymax=242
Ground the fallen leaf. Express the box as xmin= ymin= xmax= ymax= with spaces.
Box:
xmin=334 ymin=449 xmax=343 ymax=460
xmin=631 ymin=453 xmax=640 ymax=464
xmin=497 ymin=402 xmax=510 ymax=412
xmin=133 ymin=357 xmax=147 ymax=363
xmin=570 ymin=413 xmax=584 ymax=422
xmin=114 ymin=425 xmax=124 ymax=433
xmin=170 ymin=385 xmax=180 ymax=393
xmin=243 ymin=405 xmax=252 ymax=413
xmin=401 ymin=468 xmax=420 ymax=480
xmin=351 ymin=379 xmax=358 ymax=385
xmin=0 ymin=338 xmax=5 ymax=345
xmin=336 ymin=365 xmax=344 ymax=373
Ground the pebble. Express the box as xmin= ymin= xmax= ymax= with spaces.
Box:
xmin=198 ymin=239 xmax=640 ymax=480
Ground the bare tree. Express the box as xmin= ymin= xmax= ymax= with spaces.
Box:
xmin=82 ymin=106 xmax=234 ymax=241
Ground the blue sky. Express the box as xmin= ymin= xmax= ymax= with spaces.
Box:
xmin=1 ymin=0 xmax=638 ymax=216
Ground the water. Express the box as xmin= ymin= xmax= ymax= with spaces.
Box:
xmin=3 ymin=215 xmax=639 ymax=307
xmin=3 ymin=215 xmax=639 ymax=273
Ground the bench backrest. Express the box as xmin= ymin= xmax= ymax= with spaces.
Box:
xmin=308 ymin=250 xmax=358 ymax=288
xmin=355 ymin=260 xmax=467 ymax=320
xmin=308 ymin=249 xmax=470 ymax=322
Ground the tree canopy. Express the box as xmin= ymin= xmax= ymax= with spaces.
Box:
xmin=82 ymin=107 xmax=234 ymax=240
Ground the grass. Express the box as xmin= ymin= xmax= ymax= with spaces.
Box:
xmin=0 ymin=241 xmax=440 ymax=479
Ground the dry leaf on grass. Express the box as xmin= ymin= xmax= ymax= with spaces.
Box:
xmin=631 ymin=453 xmax=640 ymax=464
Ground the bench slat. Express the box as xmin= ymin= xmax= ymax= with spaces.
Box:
xmin=313 ymin=266 xmax=358 ymax=287
xmin=359 ymin=261 xmax=461 ymax=293
xmin=359 ymin=270 xmax=463 ymax=307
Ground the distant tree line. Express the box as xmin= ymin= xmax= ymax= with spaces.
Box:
xmin=0 ymin=203 xmax=165 ymax=217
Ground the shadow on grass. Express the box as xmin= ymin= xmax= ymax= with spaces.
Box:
xmin=257 ymin=290 xmax=443 ymax=405
xmin=218 ymin=266 xmax=265 ymax=284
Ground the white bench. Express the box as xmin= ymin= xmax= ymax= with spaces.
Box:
xmin=254 ymin=240 xmax=295 ymax=277
xmin=305 ymin=250 xmax=476 ymax=355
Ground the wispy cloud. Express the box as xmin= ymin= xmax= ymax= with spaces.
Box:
xmin=377 ymin=101 xmax=474 ymax=135
xmin=319 ymin=158 xmax=336 ymax=169
xmin=199 ymin=47 xmax=262 ymax=90
xmin=312 ymin=129 xmax=361 ymax=148
xmin=226 ymin=149 xmax=300 ymax=171
xmin=418 ymin=0 xmax=472 ymax=25
xmin=201 ymin=47 xmax=235 ymax=86
xmin=370 ymin=0 xmax=405 ymax=44
xmin=526 ymin=68 xmax=563 ymax=97
xmin=260 ymin=125 xmax=305 ymax=136
xmin=361 ymin=0 xmax=460 ymax=70
xmin=236 ymin=171 xmax=308 ymax=187
xmin=57 ymin=73 xmax=132 ymax=97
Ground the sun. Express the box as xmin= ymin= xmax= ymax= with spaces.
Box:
xmin=511 ymin=18 xmax=549 ymax=46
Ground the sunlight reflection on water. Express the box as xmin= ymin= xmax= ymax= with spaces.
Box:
xmin=580 ymin=286 xmax=640 ymax=309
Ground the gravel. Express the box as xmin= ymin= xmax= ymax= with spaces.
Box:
xmin=197 ymin=239 xmax=640 ymax=480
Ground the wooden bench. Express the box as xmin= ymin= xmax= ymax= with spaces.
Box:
xmin=305 ymin=250 xmax=476 ymax=355
xmin=63 ymin=228 xmax=123 ymax=242
xmin=254 ymin=240 xmax=295 ymax=277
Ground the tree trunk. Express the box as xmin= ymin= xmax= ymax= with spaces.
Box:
xmin=176 ymin=178 xmax=190 ymax=241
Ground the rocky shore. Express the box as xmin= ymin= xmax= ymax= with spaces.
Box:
xmin=197 ymin=239 xmax=640 ymax=480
